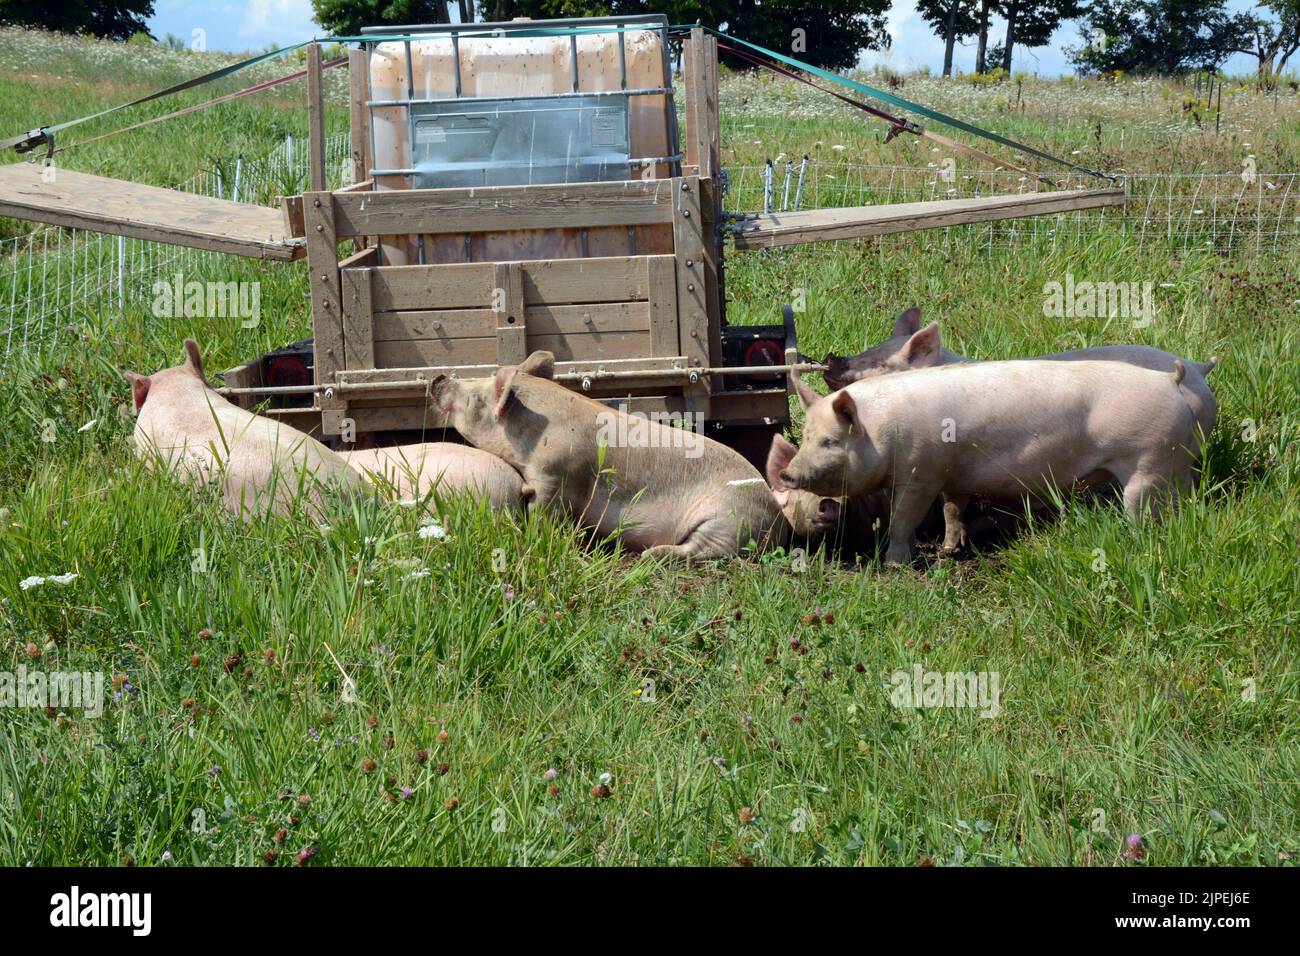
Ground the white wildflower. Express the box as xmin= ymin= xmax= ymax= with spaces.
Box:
xmin=418 ymin=522 xmax=448 ymax=540
xmin=78 ymin=419 xmax=97 ymax=433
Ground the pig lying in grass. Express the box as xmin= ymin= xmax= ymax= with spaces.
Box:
xmin=341 ymin=443 xmax=525 ymax=513
xmin=123 ymin=340 xmax=364 ymax=518
xmin=766 ymin=433 xmax=888 ymax=548
xmin=823 ymin=307 xmax=1218 ymax=439
xmin=430 ymin=351 xmax=788 ymax=560
xmin=779 ymin=359 xmax=1200 ymax=565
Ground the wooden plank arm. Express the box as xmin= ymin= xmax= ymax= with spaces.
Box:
xmin=731 ymin=188 xmax=1126 ymax=250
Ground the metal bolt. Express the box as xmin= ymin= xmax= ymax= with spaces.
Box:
xmin=313 ymin=199 xmax=321 ymax=207
xmin=685 ymin=259 xmax=694 ymax=267
xmin=688 ymin=371 xmax=699 ymax=384
xmin=323 ymin=387 xmax=335 ymax=400
xmin=429 ymin=320 xmax=441 ymax=331
xmin=682 ymin=210 xmax=691 ymax=218
xmin=687 ymin=283 xmax=695 ymax=292
xmin=581 ymin=376 xmax=593 ymax=391
xmin=680 ymin=181 xmax=689 ymax=191
xmin=315 ymin=224 xmax=323 ymax=232
xmin=583 ymin=313 xmax=594 ymax=325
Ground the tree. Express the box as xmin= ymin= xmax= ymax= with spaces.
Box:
xmin=997 ymin=0 xmax=1078 ymax=72
xmin=0 ymin=0 xmax=154 ymax=40
xmin=506 ymin=0 xmax=891 ymax=71
xmin=1227 ymin=0 xmax=1300 ymax=87
xmin=312 ymin=0 xmax=456 ymax=36
xmin=916 ymin=0 xmax=980 ymax=76
xmin=1071 ymin=0 xmax=1251 ymax=74
xmin=975 ymin=0 xmax=998 ymax=73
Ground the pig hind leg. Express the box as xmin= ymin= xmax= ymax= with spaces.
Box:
xmin=642 ymin=516 xmax=738 ymax=562
xmin=940 ymin=492 xmax=970 ymax=552
xmin=1116 ymin=455 xmax=1191 ymax=520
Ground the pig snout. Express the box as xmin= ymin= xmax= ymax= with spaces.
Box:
xmin=816 ymin=497 xmax=840 ymax=528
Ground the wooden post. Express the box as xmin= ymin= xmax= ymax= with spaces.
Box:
xmin=673 ymin=175 xmax=710 ymax=418
xmin=307 ymin=43 xmax=327 ymax=193
xmin=698 ymin=32 xmax=723 ymax=368
xmin=304 ymin=190 xmax=345 ymax=433
xmin=347 ymin=48 xmax=370 ymax=189
xmin=494 ymin=262 xmax=526 ymax=366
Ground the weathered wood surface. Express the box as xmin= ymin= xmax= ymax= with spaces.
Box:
xmin=0 ymin=162 xmax=304 ymax=260
xmin=368 ymin=255 xmax=660 ymax=312
xmin=732 ymin=188 xmax=1126 ymax=249
xmin=330 ymin=179 xmax=675 ymax=238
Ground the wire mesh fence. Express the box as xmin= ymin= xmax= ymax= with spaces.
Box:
xmin=724 ymin=162 xmax=1300 ymax=257
xmin=1 ymin=130 xmax=1295 ymax=371
xmin=0 ymin=133 xmax=350 ymax=369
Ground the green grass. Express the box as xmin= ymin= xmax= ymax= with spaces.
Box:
xmin=0 ymin=29 xmax=1297 ymax=866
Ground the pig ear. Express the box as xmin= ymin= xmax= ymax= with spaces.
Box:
xmin=898 ymin=322 xmax=942 ymax=368
xmin=518 ymin=351 xmax=555 ymax=380
xmin=182 ymin=339 xmax=206 ymax=380
xmin=765 ymin=433 xmax=798 ymax=490
xmin=789 ymin=372 xmax=821 ymax=411
xmin=123 ymin=371 xmax=151 ymax=411
xmin=892 ymin=307 xmax=922 ymax=338
xmin=492 ymin=367 xmax=520 ymax=420
xmin=831 ymin=390 xmax=861 ymax=435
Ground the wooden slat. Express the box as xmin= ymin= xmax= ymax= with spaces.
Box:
xmin=376 ymin=330 xmax=649 ymax=368
xmin=700 ymin=34 xmax=724 ymax=367
xmin=307 ymin=43 xmax=326 ymax=193
xmin=347 ymin=49 xmax=371 ymax=189
xmin=647 ymin=255 xmax=679 ymax=358
xmin=371 ymin=263 xmax=496 ymax=311
xmin=331 ymin=179 xmax=675 ymax=237
xmin=373 ymin=309 xmax=494 ymax=341
xmin=672 ymin=175 xmax=711 ymax=416
xmin=0 ymin=163 xmax=303 ymax=260
xmin=339 ymin=245 xmax=378 ymax=270
xmin=341 ymin=266 xmax=375 ymax=370
xmin=304 ymin=190 xmax=346 ymax=430
xmin=372 ymin=302 xmax=650 ymax=342
xmin=280 ymin=194 xmax=305 ymax=239
xmin=369 ymin=256 xmax=658 ymax=312
xmin=494 ymin=262 xmax=526 ymax=365
xmin=340 ymin=356 xmax=685 ymax=385
xmin=732 ymin=188 xmax=1127 ymax=249
xmin=521 ymin=256 xmax=652 ymax=305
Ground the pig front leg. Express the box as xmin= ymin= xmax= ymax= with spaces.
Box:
xmin=940 ymin=492 xmax=970 ymax=552
xmin=884 ymin=483 xmax=940 ymax=565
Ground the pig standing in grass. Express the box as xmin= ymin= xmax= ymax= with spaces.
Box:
xmin=341 ymin=443 xmax=526 ymax=513
xmin=431 ymin=351 xmax=788 ymax=560
xmin=122 ymin=340 xmax=364 ymax=518
xmin=823 ymin=307 xmax=1219 ymax=439
xmin=779 ymin=360 xmax=1200 ymax=565
xmin=818 ymin=307 xmax=1219 ymax=550
xmin=766 ymin=433 xmax=888 ymax=548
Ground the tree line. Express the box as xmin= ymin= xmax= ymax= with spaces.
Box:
xmin=3 ymin=0 xmax=1298 ymax=82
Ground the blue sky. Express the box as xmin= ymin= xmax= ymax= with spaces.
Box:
xmin=147 ymin=0 xmax=1267 ymax=77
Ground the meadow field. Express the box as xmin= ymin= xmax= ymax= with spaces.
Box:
xmin=0 ymin=28 xmax=1296 ymax=866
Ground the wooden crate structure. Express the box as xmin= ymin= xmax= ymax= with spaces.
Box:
xmin=253 ymin=23 xmax=782 ymax=439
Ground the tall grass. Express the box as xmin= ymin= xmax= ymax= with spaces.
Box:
xmin=0 ymin=28 xmax=1296 ymax=866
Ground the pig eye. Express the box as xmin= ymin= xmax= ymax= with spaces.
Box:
xmin=820 ymin=436 xmax=837 ymax=448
